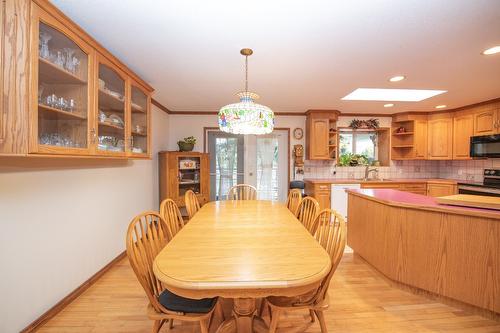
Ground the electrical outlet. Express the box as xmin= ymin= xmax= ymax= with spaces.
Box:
xmin=348 ymin=172 xmax=354 ymax=178
xmin=414 ymin=166 xmax=421 ymax=173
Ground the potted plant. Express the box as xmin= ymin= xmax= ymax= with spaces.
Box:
xmin=177 ymin=136 xmax=196 ymax=152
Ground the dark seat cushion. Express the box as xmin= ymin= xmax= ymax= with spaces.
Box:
xmin=159 ymin=289 xmax=216 ymax=314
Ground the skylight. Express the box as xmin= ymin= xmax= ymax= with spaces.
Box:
xmin=342 ymin=88 xmax=447 ymax=102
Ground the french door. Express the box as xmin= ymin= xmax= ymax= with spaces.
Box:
xmin=206 ymin=129 xmax=289 ymax=202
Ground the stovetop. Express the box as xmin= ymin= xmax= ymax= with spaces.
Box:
xmin=458 ymin=169 xmax=500 ymax=189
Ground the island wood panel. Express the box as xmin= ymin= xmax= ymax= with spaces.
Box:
xmin=347 ymin=193 xmax=499 ymax=314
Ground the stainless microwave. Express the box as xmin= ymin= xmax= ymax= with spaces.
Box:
xmin=470 ymin=134 xmax=500 ymax=158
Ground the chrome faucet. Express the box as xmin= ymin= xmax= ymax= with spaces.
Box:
xmin=364 ymin=165 xmax=379 ymax=180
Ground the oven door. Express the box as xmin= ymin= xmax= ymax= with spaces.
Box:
xmin=458 ymin=185 xmax=500 ymax=197
xmin=470 ymin=134 xmax=500 ymax=158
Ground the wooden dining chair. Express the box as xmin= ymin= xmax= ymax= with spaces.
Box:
xmin=160 ymin=199 xmax=185 ymax=238
xmin=264 ymin=208 xmax=347 ymax=333
xmin=227 ymin=184 xmax=257 ymax=200
xmin=286 ymin=189 xmax=302 ymax=215
xmin=185 ymin=190 xmax=201 ymax=220
xmin=126 ymin=211 xmax=223 ymax=333
xmin=295 ymin=196 xmax=320 ymax=235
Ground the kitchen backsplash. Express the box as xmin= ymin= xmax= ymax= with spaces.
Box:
xmin=303 ymin=159 xmax=500 ymax=182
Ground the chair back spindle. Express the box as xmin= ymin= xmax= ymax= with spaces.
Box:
xmin=295 ymin=197 xmax=320 ymax=235
xmin=160 ymin=199 xmax=185 ymax=238
xmin=185 ymin=190 xmax=201 ymax=219
xmin=286 ymin=189 xmax=302 ymax=215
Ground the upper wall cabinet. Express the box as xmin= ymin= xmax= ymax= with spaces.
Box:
xmin=0 ymin=0 xmax=153 ymax=158
xmin=305 ymin=110 xmax=339 ymax=160
xmin=473 ymin=108 xmax=499 ymax=136
xmin=427 ymin=115 xmax=453 ymax=160
xmin=391 ymin=114 xmax=428 ymax=160
xmin=453 ymin=113 xmax=474 ymax=159
xmin=30 ymin=7 xmax=94 ymax=155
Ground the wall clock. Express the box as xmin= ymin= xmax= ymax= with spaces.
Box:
xmin=293 ymin=128 xmax=304 ymax=140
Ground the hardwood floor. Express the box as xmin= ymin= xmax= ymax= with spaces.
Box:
xmin=38 ymin=253 xmax=500 ymax=333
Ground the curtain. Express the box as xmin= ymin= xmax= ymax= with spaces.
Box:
xmin=257 ymin=137 xmax=278 ymax=200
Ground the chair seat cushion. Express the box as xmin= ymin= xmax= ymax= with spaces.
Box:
xmin=159 ymin=289 xmax=216 ymax=314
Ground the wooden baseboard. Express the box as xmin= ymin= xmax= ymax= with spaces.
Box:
xmin=20 ymin=251 xmax=127 ymax=333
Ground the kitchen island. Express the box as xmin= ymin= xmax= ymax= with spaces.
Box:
xmin=347 ymin=189 xmax=499 ymax=316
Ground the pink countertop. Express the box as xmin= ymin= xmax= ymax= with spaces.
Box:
xmin=304 ymin=178 xmax=459 ymax=184
xmin=347 ymin=189 xmax=500 ymax=219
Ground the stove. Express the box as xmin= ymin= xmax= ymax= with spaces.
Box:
xmin=458 ymin=169 xmax=500 ymax=197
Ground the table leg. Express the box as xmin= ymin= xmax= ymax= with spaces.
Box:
xmin=216 ymin=298 xmax=269 ymax=333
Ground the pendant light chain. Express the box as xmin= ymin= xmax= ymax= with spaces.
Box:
xmin=245 ymin=55 xmax=249 ymax=92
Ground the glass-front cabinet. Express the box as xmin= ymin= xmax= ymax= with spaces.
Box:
xmin=32 ymin=7 xmax=93 ymax=155
xmin=29 ymin=3 xmax=152 ymax=158
xmin=96 ymin=56 xmax=127 ymax=156
xmin=130 ymin=84 xmax=150 ymax=157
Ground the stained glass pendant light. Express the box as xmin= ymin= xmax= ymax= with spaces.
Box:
xmin=218 ymin=48 xmax=274 ymax=134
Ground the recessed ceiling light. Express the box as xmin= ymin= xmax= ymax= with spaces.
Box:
xmin=435 ymin=105 xmax=447 ymax=109
xmin=389 ymin=75 xmax=405 ymax=82
xmin=482 ymin=46 xmax=500 ymax=55
xmin=384 ymin=103 xmax=394 ymax=107
xmin=342 ymin=88 xmax=447 ymax=102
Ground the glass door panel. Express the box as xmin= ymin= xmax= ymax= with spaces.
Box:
xmin=130 ymin=85 xmax=148 ymax=155
xmin=37 ymin=21 xmax=89 ymax=150
xmin=178 ymin=156 xmax=201 ymax=198
xmin=97 ymin=62 xmax=126 ymax=153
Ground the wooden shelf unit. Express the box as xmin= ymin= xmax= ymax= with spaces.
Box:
xmin=159 ymin=151 xmax=210 ymax=208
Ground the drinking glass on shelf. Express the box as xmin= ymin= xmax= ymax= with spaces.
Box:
xmin=54 ymin=51 xmax=65 ymax=68
xmin=39 ymin=31 xmax=51 ymax=59
xmin=68 ymin=99 xmax=76 ymax=112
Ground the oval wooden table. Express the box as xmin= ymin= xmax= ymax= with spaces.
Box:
xmin=153 ymin=200 xmax=331 ymax=333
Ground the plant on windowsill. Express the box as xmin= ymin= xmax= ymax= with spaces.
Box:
xmin=177 ymin=136 xmax=197 ymax=152
xmin=338 ymin=153 xmax=371 ymax=166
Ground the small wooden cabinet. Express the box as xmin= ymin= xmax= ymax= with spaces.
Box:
xmin=427 ymin=182 xmax=457 ymax=197
xmin=305 ymin=110 xmax=339 ymax=160
xmin=159 ymin=152 xmax=210 ymax=208
xmin=427 ymin=115 xmax=453 ymax=160
xmin=453 ymin=113 xmax=474 ymax=159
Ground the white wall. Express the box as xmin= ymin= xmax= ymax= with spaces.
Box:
xmin=0 ymin=106 xmax=169 ymax=332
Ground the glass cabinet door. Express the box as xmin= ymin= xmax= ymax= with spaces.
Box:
xmin=178 ymin=156 xmax=202 ymax=198
xmin=96 ymin=58 xmax=127 ymax=155
xmin=35 ymin=14 xmax=92 ymax=154
xmin=130 ymin=84 xmax=149 ymax=156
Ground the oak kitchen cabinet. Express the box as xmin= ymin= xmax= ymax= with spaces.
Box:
xmin=473 ymin=107 xmax=500 ymax=136
xmin=305 ymin=110 xmax=339 ymax=160
xmin=453 ymin=112 xmax=474 ymax=159
xmin=427 ymin=181 xmax=457 ymax=197
xmin=427 ymin=114 xmax=453 ymax=160
xmin=0 ymin=0 xmax=153 ymax=158
xmin=305 ymin=181 xmax=331 ymax=210
xmin=391 ymin=114 xmax=428 ymax=160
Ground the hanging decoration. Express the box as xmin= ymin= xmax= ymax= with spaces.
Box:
xmin=218 ymin=48 xmax=274 ymax=135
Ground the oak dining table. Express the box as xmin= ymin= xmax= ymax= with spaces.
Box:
xmin=153 ymin=200 xmax=331 ymax=333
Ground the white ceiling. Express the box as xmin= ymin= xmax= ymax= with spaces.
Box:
xmin=51 ymin=0 xmax=500 ymax=114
